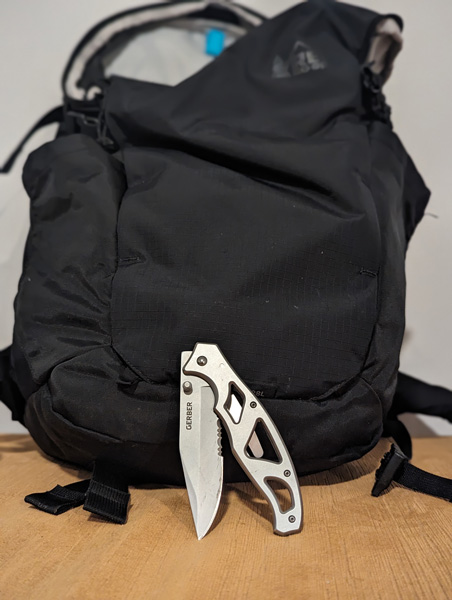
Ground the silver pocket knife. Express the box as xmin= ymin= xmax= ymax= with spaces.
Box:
xmin=179 ymin=343 xmax=303 ymax=539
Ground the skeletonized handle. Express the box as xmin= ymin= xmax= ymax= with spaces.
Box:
xmin=183 ymin=343 xmax=303 ymax=535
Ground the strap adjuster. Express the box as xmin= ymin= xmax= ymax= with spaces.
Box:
xmin=372 ymin=443 xmax=408 ymax=497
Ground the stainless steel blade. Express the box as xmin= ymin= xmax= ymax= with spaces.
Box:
xmin=180 ymin=351 xmax=224 ymax=540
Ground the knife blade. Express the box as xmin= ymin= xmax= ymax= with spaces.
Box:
xmin=179 ymin=351 xmax=223 ymax=539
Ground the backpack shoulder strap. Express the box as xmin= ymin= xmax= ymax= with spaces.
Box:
xmin=0 ymin=106 xmax=63 ymax=174
xmin=375 ymin=373 xmax=452 ymax=503
xmin=393 ymin=373 xmax=452 ymax=422
xmin=385 ymin=372 xmax=452 ymax=456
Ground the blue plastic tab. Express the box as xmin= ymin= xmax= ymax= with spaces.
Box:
xmin=206 ymin=29 xmax=226 ymax=57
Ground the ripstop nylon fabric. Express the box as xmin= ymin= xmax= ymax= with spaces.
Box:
xmin=8 ymin=1 xmax=429 ymax=484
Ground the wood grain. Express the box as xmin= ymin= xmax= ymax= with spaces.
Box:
xmin=1 ymin=435 xmax=451 ymax=599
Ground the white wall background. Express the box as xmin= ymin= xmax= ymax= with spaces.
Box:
xmin=0 ymin=1 xmax=451 ymax=435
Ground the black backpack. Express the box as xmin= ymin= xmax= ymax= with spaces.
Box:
xmin=1 ymin=0 xmax=451 ymax=523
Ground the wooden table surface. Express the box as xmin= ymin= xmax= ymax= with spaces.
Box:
xmin=1 ymin=435 xmax=451 ymax=600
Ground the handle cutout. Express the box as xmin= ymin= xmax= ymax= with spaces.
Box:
xmin=224 ymin=383 xmax=245 ymax=424
xmin=265 ymin=478 xmax=295 ymax=513
xmin=246 ymin=419 xmax=282 ymax=464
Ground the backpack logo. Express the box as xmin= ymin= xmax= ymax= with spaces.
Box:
xmin=272 ymin=40 xmax=326 ymax=78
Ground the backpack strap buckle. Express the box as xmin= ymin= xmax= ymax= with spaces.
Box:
xmin=64 ymin=104 xmax=116 ymax=149
xmin=65 ymin=109 xmax=100 ymax=137
xmin=372 ymin=443 xmax=408 ymax=497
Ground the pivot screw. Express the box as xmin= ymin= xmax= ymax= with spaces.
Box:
xmin=183 ymin=381 xmax=193 ymax=395
xmin=288 ymin=515 xmax=296 ymax=523
xmin=284 ymin=470 xmax=291 ymax=477
xmin=250 ymin=401 xmax=257 ymax=408
xmin=197 ymin=356 xmax=207 ymax=366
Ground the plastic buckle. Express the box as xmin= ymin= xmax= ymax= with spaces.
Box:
xmin=372 ymin=443 xmax=408 ymax=497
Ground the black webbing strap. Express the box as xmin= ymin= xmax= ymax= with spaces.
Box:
xmin=372 ymin=443 xmax=452 ymax=502
xmin=25 ymin=480 xmax=89 ymax=515
xmin=24 ymin=461 xmax=130 ymax=524
xmin=384 ymin=372 xmax=452 ymax=459
xmin=0 ymin=106 xmax=63 ymax=174
xmin=377 ymin=374 xmax=452 ymax=502
xmin=383 ymin=416 xmax=412 ymax=458
xmin=393 ymin=373 xmax=452 ymax=423
xmin=83 ymin=461 xmax=130 ymax=524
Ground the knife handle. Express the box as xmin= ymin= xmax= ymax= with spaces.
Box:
xmin=183 ymin=343 xmax=303 ymax=536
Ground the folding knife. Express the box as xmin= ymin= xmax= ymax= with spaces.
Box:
xmin=179 ymin=343 xmax=303 ymax=539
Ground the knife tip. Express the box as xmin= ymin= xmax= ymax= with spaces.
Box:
xmin=195 ymin=526 xmax=208 ymax=540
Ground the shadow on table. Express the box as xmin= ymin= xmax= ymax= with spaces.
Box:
xmin=0 ymin=434 xmax=36 ymax=454
xmin=301 ymin=438 xmax=389 ymax=486
xmin=128 ymin=439 xmax=392 ymax=535
xmin=0 ymin=433 xmax=390 ymax=535
xmin=223 ymin=438 xmax=391 ymax=532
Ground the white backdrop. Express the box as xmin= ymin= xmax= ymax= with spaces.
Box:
xmin=0 ymin=0 xmax=451 ymax=435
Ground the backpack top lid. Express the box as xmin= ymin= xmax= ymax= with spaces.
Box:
xmin=96 ymin=2 xmax=404 ymax=207
xmin=63 ymin=0 xmax=402 ymax=104
xmin=63 ymin=1 xmax=264 ymax=101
